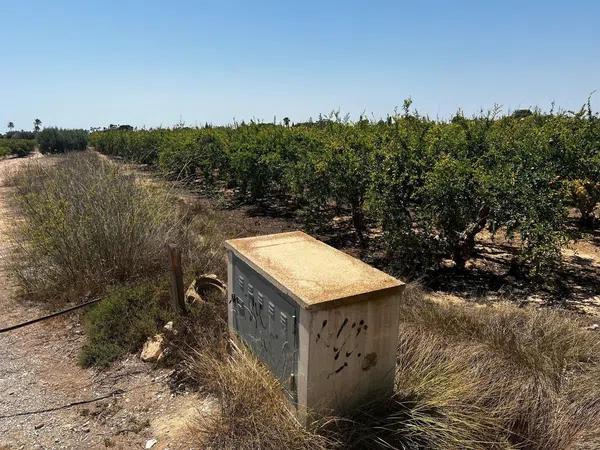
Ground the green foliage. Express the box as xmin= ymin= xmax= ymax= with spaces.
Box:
xmin=90 ymin=105 xmax=600 ymax=278
xmin=159 ymin=128 xmax=230 ymax=182
xmin=37 ymin=127 xmax=88 ymax=153
xmin=3 ymin=130 xmax=35 ymax=140
xmin=79 ymin=281 xmax=172 ymax=367
xmin=0 ymin=138 xmax=35 ymax=157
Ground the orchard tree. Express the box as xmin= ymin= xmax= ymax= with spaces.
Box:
xmin=324 ymin=123 xmax=374 ymax=246
xmin=421 ymin=116 xmax=568 ymax=276
xmin=372 ymin=110 xmax=568 ymax=278
xmin=543 ymin=104 xmax=600 ymax=228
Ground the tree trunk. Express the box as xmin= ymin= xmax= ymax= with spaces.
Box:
xmin=351 ymin=199 xmax=367 ymax=248
xmin=579 ymin=208 xmax=598 ymax=229
xmin=452 ymin=205 xmax=490 ymax=270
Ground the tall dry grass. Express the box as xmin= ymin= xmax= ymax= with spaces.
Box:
xmin=7 ymin=151 xmax=187 ymax=301
xmin=187 ymin=284 xmax=600 ymax=449
xmin=188 ymin=340 xmax=336 ymax=450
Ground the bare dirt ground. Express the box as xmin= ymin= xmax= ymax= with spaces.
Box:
xmin=427 ymin=227 xmax=600 ymax=316
xmin=0 ymin=154 xmax=210 ymax=450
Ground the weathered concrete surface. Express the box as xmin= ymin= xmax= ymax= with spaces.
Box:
xmin=225 ymin=231 xmax=403 ymax=310
xmin=298 ymin=292 xmax=402 ymax=418
xmin=227 ymin=231 xmax=404 ymax=419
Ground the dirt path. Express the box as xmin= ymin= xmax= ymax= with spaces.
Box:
xmin=0 ymin=154 xmax=207 ymax=450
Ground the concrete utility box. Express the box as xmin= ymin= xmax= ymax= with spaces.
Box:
xmin=224 ymin=231 xmax=404 ymax=417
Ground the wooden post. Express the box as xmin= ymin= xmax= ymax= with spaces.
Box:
xmin=167 ymin=243 xmax=186 ymax=315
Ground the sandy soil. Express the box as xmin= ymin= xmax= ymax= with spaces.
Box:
xmin=0 ymin=154 xmax=211 ymax=450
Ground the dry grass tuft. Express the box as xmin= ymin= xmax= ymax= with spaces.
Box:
xmin=7 ymin=151 xmax=188 ymax=302
xmin=187 ymin=340 xmax=335 ymax=450
xmin=390 ymin=284 xmax=600 ymax=449
xmin=399 ymin=288 xmax=599 ymax=379
xmin=186 ymin=283 xmax=600 ymax=449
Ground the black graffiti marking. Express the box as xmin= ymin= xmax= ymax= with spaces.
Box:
xmin=251 ymin=301 xmax=267 ymax=330
xmin=319 ymin=318 xmax=368 ymax=366
xmin=336 ymin=318 xmax=349 ymax=339
xmin=327 ymin=362 xmax=349 ymax=379
xmin=355 ymin=321 xmax=368 ymax=337
xmin=333 ymin=338 xmax=350 ymax=360
xmin=317 ymin=319 xmax=331 ymax=343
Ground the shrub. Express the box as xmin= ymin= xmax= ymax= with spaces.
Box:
xmin=158 ymin=128 xmax=229 ymax=182
xmin=8 ymin=151 xmax=188 ymax=302
xmin=3 ymin=130 xmax=35 ymax=140
xmin=37 ymin=127 xmax=88 ymax=153
xmin=0 ymin=138 xmax=35 ymax=157
xmin=79 ymin=281 xmax=173 ymax=367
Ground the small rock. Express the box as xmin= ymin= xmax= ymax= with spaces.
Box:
xmin=140 ymin=335 xmax=165 ymax=362
xmin=586 ymin=323 xmax=599 ymax=331
xmin=163 ymin=321 xmax=174 ymax=332
xmin=157 ymin=346 xmax=171 ymax=362
xmin=34 ymin=423 xmax=44 ymax=430
xmin=145 ymin=438 xmax=158 ymax=449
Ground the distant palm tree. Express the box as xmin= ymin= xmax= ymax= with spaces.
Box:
xmin=283 ymin=117 xmax=290 ymax=127
xmin=34 ymin=118 xmax=42 ymax=132
xmin=7 ymin=121 xmax=14 ymax=131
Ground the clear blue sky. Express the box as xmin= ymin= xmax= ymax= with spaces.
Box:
xmin=2 ymin=0 xmax=599 ymax=130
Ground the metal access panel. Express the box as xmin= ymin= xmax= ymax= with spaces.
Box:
xmin=231 ymin=254 xmax=299 ymax=399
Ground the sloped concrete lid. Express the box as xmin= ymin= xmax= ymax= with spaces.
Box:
xmin=225 ymin=231 xmax=404 ymax=310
